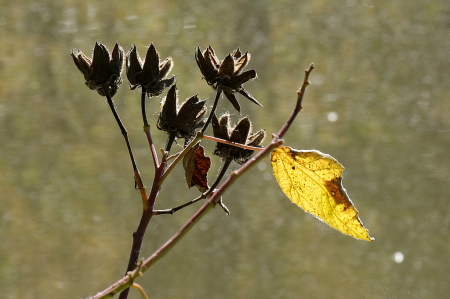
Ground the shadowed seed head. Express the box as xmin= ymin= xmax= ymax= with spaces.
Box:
xmin=157 ymin=85 xmax=207 ymax=140
xmin=195 ymin=46 xmax=262 ymax=113
xmin=71 ymin=42 xmax=124 ymax=97
xmin=212 ymin=113 xmax=265 ymax=164
xmin=126 ymin=43 xmax=175 ymax=97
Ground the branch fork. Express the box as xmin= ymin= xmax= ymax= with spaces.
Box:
xmin=73 ymin=39 xmax=315 ymax=299
xmin=88 ymin=64 xmax=314 ymax=299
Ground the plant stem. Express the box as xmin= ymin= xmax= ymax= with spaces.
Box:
xmin=131 ymin=283 xmax=150 ymax=299
xmin=118 ymin=207 xmax=153 ymax=299
xmin=202 ymin=135 xmax=264 ymax=151
xmin=141 ymin=87 xmax=149 ymax=127
xmin=141 ymin=86 xmax=160 ymax=169
xmin=101 ymin=84 xmax=148 ymax=208
xmin=201 ymin=89 xmax=222 ymax=133
xmin=204 ymin=157 xmax=232 ymax=197
xmin=126 ymin=209 xmax=153 ymax=272
xmin=157 ymin=195 xmax=204 ymax=215
xmin=164 ymin=133 xmax=176 ymax=154
xmin=101 ymin=83 xmax=154 ymax=299
xmin=275 ymin=64 xmax=314 ymax=139
xmin=102 ymin=83 xmax=138 ymax=172
xmin=144 ymin=125 xmax=160 ymax=170
xmin=118 ymin=153 xmax=168 ymax=299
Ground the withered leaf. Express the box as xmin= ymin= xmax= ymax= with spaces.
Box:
xmin=183 ymin=143 xmax=211 ymax=193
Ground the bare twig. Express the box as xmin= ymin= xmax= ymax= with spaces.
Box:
xmin=203 ymin=157 xmax=232 ymax=197
xmin=202 ymin=135 xmax=264 ymax=151
xmin=143 ymin=125 xmax=160 ymax=170
xmin=118 ymin=135 xmax=170 ymax=299
xmin=141 ymin=86 xmax=161 ymax=170
xmin=141 ymin=87 xmax=149 ymax=127
xmin=131 ymin=283 xmax=150 ymax=299
xmin=201 ymin=89 xmax=222 ymax=133
xmin=101 ymin=83 xmax=149 ymax=208
xmin=164 ymin=132 xmax=176 ymax=154
xmin=153 ymin=194 xmax=204 ymax=215
xmin=274 ymin=64 xmax=314 ymax=139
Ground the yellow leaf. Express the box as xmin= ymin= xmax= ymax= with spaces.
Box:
xmin=271 ymin=146 xmax=373 ymax=241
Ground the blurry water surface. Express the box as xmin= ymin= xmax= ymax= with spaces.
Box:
xmin=1 ymin=1 xmax=450 ymax=298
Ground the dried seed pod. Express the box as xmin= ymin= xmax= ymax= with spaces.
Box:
xmin=157 ymin=85 xmax=207 ymax=140
xmin=195 ymin=46 xmax=262 ymax=113
xmin=71 ymin=42 xmax=124 ymax=97
xmin=212 ymin=113 xmax=265 ymax=164
xmin=126 ymin=44 xmax=175 ymax=97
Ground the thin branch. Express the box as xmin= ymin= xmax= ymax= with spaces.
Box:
xmin=102 ymin=83 xmax=136 ymax=171
xmin=143 ymin=125 xmax=160 ymax=170
xmin=203 ymin=157 xmax=232 ymax=197
xmin=164 ymin=133 xmax=176 ymax=154
xmin=132 ymin=283 xmax=150 ymax=299
xmin=140 ymin=86 xmax=160 ymax=170
xmin=165 ymin=152 xmax=180 ymax=162
xmin=118 ymin=141 xmax=170 ymax=299
xmin=118 ymin=208 xmax=153 ymax=299
xmin=141 ymin=87 xmax=149 ymax=127
xmin=201 ymin=89 xmax=222 ymax=133
xmin=101 ymin=83 xmax=148 ymax=208
xmin=275 ymin=63 xmax=314 ymax=139
xmin=202 ymin=135 xmax=264 ymax=151
xmin=153 ymin=194 xmax=204 ymax=215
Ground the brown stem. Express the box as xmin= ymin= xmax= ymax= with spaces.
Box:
xmin=164 ymin=133 xmax=176 ymax=154
xmin=275 ymin=64 xmax=314 ymax=139
xmin=127 ymin=209 xmax=153 ymax=272
xmin=140 ymin=86 xmax=160 ymax=170
xmin=118 ymin=152 xmax=167 ymax=299
xmin=141 ymin=87 xmax=149 ymax=127
xmin=144 ymin=125 xmax=160 ymax=170
xmin=102 ymin=83 xmax=138 ymax=173
xmin=118 ymin=208 xmax=153 ymax=299
xmin=155 ymin=194 xmax=204 ymax=215
xmin=131 ymin=283 xmax=150 ymax=299
xmin=101 ymin=83 xmax=152 ymax=299
xmin=203 ymin=157 xmax=232 ymax=197
xmin=201 ymin=89 xmax=222 ymax=133
xmin=202 ymin=135 xmax=264 ymax=151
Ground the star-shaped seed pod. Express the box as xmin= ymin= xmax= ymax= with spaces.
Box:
xmin=126 ymin=44 xmax=175 ymax=97
xmin=71 ymin=42 xmax=124 ymax=97
xmin=212 ymin=113 xmax=266 ymax=164
xmin=195 ymin=46 xmax=262 ymax=113
xmin=157 ymin=85 xmax=207 ymax=140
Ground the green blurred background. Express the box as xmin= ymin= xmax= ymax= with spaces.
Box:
xmin=1 ymin=0 xmax=449 ymax=298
